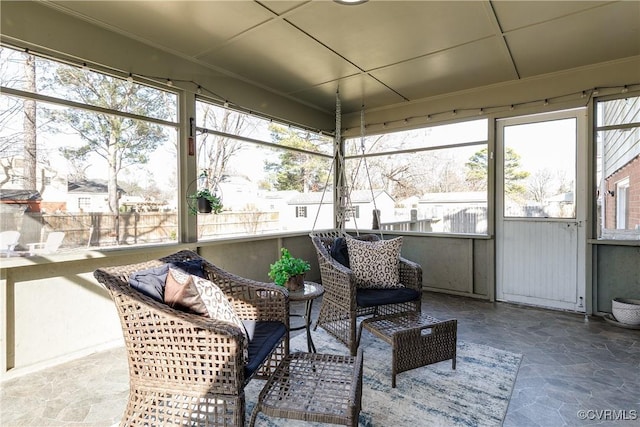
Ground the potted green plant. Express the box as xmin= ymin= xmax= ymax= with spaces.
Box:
xmin=188 ymin=188 xmax=223 ymax=215
xmin=268 ymin=247 xmax=311 ymax=291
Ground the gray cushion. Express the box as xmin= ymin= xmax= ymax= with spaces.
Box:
xmin=128 ymin=260 xmax=204 ymax=302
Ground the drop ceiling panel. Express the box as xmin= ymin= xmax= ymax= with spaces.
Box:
xmin=50 ymin=1 xmax=276 ymax=57
xmin=492 ymin=1 xmax=611 ymax=32
xmin=259 ymin=1 xmax=309 ymax=16
xmin=198 ymin=20 xmax=361 ymax=94
xmin=25 ymin=1 xmax=640 ymax=116
xmin=285 ymin=1 xmax=496 ymax=71
xmin=507 ymin=2 xmax=640 ymax=77
xmin=292 ymin=73 xmax=407 ymax=113
xmin=371 ymin=37 xmax=517 ymax=101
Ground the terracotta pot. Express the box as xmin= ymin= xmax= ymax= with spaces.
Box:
xmin=286 ymin=274 xmax=305 ymax=292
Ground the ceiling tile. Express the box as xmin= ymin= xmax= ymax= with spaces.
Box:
xmin=492 ymin=1 xmax=612 ymax=32
xmin=506 ymin=2 xmax=640 ymax=77
xmin=291 ymin=74 xmax=407 ymax=113
xmin=198 ymin=20 xmax=361 ymax=94
xmin=286 ymin=1 xmax=496 ymax=71
xmin=370 ymin=37 xmax=518 ymax=101
xmin=50 ymin=1 xmax=276 ymax=57
xmin=33 ymin=0 xmax=640 ymax=114
xmin=259 ymin=1 xmax=309 ymax=16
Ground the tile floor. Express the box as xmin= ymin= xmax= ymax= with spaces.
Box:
xmin=1 ymin=292 xmax=639 ymax=427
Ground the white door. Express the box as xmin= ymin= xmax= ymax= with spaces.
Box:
xmin=496 ymin=109 xmax=587 ymax=312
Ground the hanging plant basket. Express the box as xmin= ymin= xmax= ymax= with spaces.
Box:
xmin=197 ymin=196 xmax=213 ymax=213
xmin=186 ymin=171 xmax=223 ymax=215
xmin=187 ymin=188 xmax=223 ymax=215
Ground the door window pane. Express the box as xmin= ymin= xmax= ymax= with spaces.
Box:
xmin=503 ymin=118 xmax=577 ymax=219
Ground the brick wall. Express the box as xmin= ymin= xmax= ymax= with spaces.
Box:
xmin=605 ymin=156 xmax=640 ymax=230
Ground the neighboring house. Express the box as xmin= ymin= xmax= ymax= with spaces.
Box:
xmin=419 ymin=191 xmax=487 ymax=216
xmin=67 ymin=180 xmax=125 ymax=213
xmin=286 ymin=189 xmax=395 ymax=231
xmin=419 ymin=192 xmax=488 ymax=234
xmin=217 ymin=174 xmax=260 ymax=211
xmin=604 ymin=154 xmax=640 ymax=232
xmin=0 ymin=189 xmax=42 ymax=213
xmin=600 ymin=97 xmax=640 ymax=234
xmin=258 ymin=190 xmax=301 ymax=213
xmin=0 ymin=155 xmax=65 ymax=213
xmin=39 ymin=174 xmax=69 ymax=213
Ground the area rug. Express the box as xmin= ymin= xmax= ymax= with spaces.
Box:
xmin=245 ymin=325 xmax=522 ymax=427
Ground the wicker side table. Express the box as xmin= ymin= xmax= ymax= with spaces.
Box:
xmin=358 ymin=311 xmax=457 ymax=388
xmin=249 ymin=350 xmax=363 ymax=427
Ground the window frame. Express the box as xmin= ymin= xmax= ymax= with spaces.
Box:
xmin=343 ymin=119 xmax=489 ymax=235
xmin=0 ymin=45 xmax=181 ymax=253
xmin=594 ymin=92 xmax=640 ymax=240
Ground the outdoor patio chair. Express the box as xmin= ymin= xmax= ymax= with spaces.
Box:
xmin=0 ymin=230 xmax=20 ymax=256
xmin=94 ymin=250 xmax=289 ymax=427
xmin=27 ymin=231 xmax=65 ymax=255
xmin=310 ymin=230 xmax=422 ymax=356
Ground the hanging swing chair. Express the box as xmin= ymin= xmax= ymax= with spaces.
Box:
xmin=309 ymin=91 xmax=423 ymax=356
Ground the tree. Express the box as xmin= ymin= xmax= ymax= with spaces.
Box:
xmin=346 ymin=134 xmax=422 ymax=199
xmin=0 ymin=48 xmax=31 ymax=186
xmin=465 ymin=147 xmax=529 ymax=196
xmin=527 ymin=168 xmax=554 ymax=203
xmin=45 ymin=66 xmax=171 ymax=216
xmin=197 ymin=105 xmax=249 ymax=193
xmin=264 ymin=124 xmax=330 ymax=192
xmin=465 ymin=148 xmax=489 ymax=191
xmin=22 ymin=53 xmax=37 ymax=191
xmin=503 ymin=147 xmax=530 ymax=197
xmin=1 ymin=48 xmax=60 ymax=192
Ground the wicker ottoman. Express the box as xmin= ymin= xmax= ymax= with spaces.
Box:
xmin=358 ymin=311 xmax=457 ymax=388
xmin=249 ymin=350 xmax=363 ymax=427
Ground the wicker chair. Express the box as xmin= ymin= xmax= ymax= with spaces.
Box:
xmin=94 ymin=250 xmax=289 ymax=427
xmin=311 ymin=231 xmax=422 ymax=356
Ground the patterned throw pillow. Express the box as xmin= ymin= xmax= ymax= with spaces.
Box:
xmin=346 ymin=236 xmax=404 ymax=289
xmin=164 ymin=268 xmax=249 ymax=361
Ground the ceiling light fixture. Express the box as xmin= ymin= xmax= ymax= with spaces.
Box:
xmin=334 ymin=0 xmax=368 ymax=5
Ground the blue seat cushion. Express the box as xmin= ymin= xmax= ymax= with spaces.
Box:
xmin=243 ymin=320 xmax=286 ymax=378
xmin=356 ymin=287 xmax=421 ymax=308
xmin=330 ymin=237 xmax=350 ymax=268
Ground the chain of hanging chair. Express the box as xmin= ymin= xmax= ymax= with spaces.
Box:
xmin=311 ymin=89 xmax=381 ymax=238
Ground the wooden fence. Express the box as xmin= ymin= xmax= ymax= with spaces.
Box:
xmin=2 ymin=210 xmax=280 ymax=251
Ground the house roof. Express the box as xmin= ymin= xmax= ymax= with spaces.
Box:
xmin=0 ymin=189 xmax=42 ymax=202
xmin=68 ymin=180 xmax=125 ymax=194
